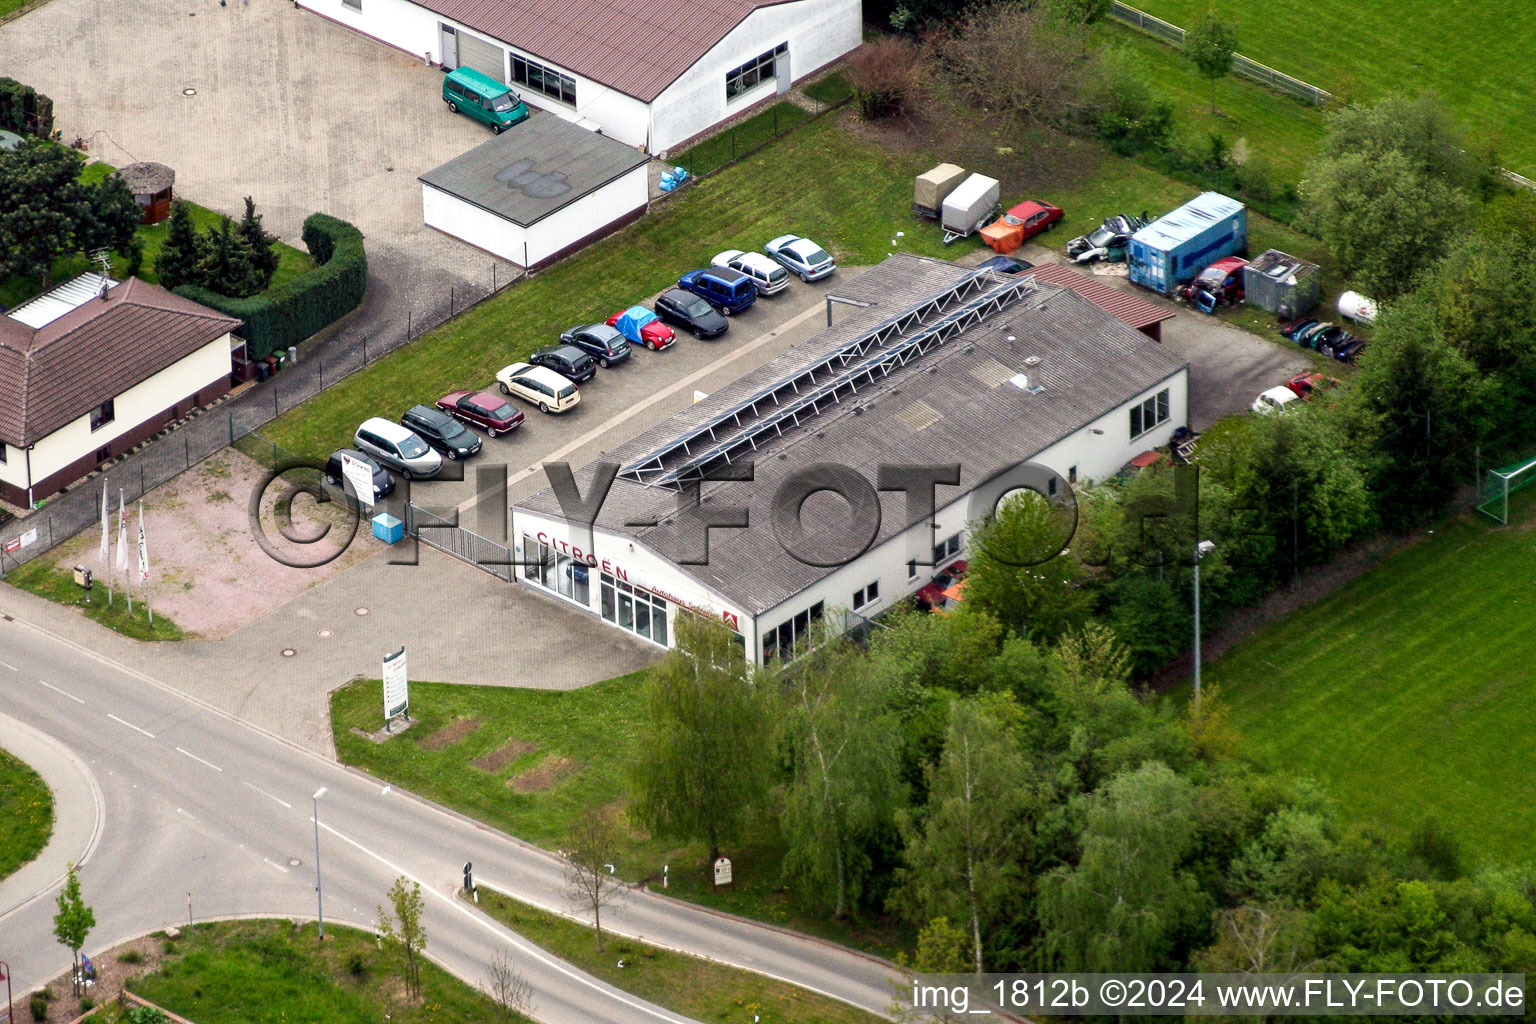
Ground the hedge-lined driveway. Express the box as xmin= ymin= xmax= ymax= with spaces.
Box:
xmin=0 ymin=0 xmax=517 ymax=326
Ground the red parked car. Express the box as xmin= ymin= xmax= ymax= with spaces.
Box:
xmin=606 ymin=305 xmax=677 ymax=351
xmin=1179 ymin=256 xmax=1248 ymax=313
xmin=436 ymin=390 xmax=525 ymax=437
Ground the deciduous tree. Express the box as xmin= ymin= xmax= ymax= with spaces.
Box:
xmin=560 ymin=807 xmax=628 ymax=950
xmin=1182 ymin=9 xmax=1238 ymax=113
xmin=53 ymin=863 xmax=95 ymax=997
xmin=630 ymin=614 xmax=775 ymax=868
xmin=963 ymin=489 xmax=1091 ymax=643
xmin=486 ymin=948 xmax=536 ymax=1021
xmin=377 ymin=876 xmax=427 ymax=1000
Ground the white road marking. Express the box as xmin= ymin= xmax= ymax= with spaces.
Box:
xmin=263 ymin=858 xmax=290 ymax=874
xmin=317 ymin=820 xmax=694 ymax=1024
xmin=242 ymin=781 xmax=292 ymax=809
xmin=0 ymin=660 xmax=17 ymax=671
xmin=106 ymin=713 xmax=154 ymax=738
xmin=39 ymin=679 xmax=85 ymax=703
xmin=176 ymin=747 xmax=223 ymax=772
xmin=176 ymin=807 xmax=196 ymax=821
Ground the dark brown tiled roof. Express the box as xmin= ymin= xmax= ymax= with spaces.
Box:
xmin=1021 ymin=263 xmax=1174 ymax=331
xmin=0 ymin=278 xmax=240 ymax=446
xmin=427 ymin=0 xmax=792 ymax=102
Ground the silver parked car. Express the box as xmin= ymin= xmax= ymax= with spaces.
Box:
xmin=353 ymin=417 xmax=444 ymax=479
xmin=764 ymin=234 xmax=836 ymax=282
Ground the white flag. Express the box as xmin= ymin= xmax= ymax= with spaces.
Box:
xmin=137 ymin=502 xmax=149 ymax=582
xmin=99 ymin=484 xmax=109 ymax=567
xmin=115 ymin=490 xmax=128 ymax=575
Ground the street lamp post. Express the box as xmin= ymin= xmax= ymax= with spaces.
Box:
xmin=1193 ymin=540 xmax=1215 ymax=708
xmin=312 ymin=787 xmax=327 ymax=942
xmin=1 ymin=959 xmax=12 ymax=1024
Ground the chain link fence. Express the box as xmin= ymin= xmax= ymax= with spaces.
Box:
xmin=0 ymin=260 xmax=517 ymax=576
xmin=668 ymin=82 xmax=852 ymax=182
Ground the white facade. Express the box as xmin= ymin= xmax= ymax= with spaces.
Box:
xmin=422 ymin=163 xmax=648 ymax=267
xmin=297 ymin=0 xmax=859 ymax=152
xmin=510 ymin=368 xmax=1189 ymax=664
xmin=0 ymin=334 xmax=232 ymax=499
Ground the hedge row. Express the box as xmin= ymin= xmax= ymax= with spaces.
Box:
xmin=0 ymin=77 xmax=53 ymax=137
xmin=176 ymin=213 xmax=367 ymax=359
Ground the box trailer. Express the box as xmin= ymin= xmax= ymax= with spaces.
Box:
xmin=1244 ymin=249 xmax=1320 ymax=319
xmin=913 ymin=163 xmax=966 ymax=219
xmin=1127 ymin=192 xmax=1246 ymax=295
xmin=941 ymin=173 xmax=1000 ymax=243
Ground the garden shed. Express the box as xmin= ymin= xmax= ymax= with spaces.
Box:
xmin=419 ymin=112 xmax=649 ymax=270
xmin=1244 ymin=249 xmax=1320 ymax=319
xmin=116 ymin=161 xmax=176 ymax=225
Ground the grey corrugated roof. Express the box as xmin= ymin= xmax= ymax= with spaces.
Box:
xmin=0 ymin=276 xmax=240 ymax=447
xmin=427 ymin=0 xmax=793 ymax=103
xmin=419 ymin=112 xmax=650 ymax=227
xmin=516 ymin=254 xmax=1189 ymax=615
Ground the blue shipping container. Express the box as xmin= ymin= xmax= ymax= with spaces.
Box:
xmin=1127 ymin=192 xmax=1247 ymax=296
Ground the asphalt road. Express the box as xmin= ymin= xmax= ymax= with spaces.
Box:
xmin=0 ymin=614 xmax=903 ymax=1022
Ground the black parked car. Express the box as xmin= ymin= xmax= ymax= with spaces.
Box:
xmin=976 ymin=255 xmax=1035 ymax=274
xmin=530 ymin=344 xmax=598 ymax=383
xmin=654 ymin=287 xmax=728 ymax=339
xmin=558 ymin=324 xmax=632 ymax=368
xmin=400 ymin=404 xmax=482 ymax=460
xmin=323 ymin=448 xmax=394 ymax=504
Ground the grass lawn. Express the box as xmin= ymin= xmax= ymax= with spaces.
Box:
xmin=675 ymin=100 xmax=810 ymax=177
xmin=129 ymin=920 xmax=532 ymax=1024
xmin=0 ymin=746 xmax=53 ymax=880
xmin=3 ymin=560 xmax=183 ymax=641
xmin=332 ymin=675 xmax=911 ymax=959
xmin=469 ymin=887 xmax=887 ymax=1024
xmin=1095 ymin=20 xmax=1330 ymax=186
xmin=804 ymin=72 xmax=853 ymax=106
xmin=0 ymin=161 xmax=314 ymax=309
xmin=1122 ymin=0 xmax=1536 ymax=175
xmin=266 ymin=112 xmax=1325 ymax=463
xmin=1181 ymin=497 xmax=1536 ymax=865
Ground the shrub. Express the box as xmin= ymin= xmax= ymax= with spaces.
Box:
xmin=0 ymin=77 xmax=53 ymax=137
xmin=29 ymin=993 xmax=48 ymax=1022
xmin=126 ymin=1006 xmax=168 ymax=1024
xmin=175 ymin=212 xmax=367 ymax=359
xmin=846 ymin=37 xmax=923 ymax=119
xmin=117 ymin=948 xmax=144 ymax=964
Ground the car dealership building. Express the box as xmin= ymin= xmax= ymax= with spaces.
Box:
xmin=511 ymin=254 xmax=1190 ymax=664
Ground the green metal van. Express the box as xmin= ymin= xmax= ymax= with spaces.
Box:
xmin=442 ymin=66 xmax=529 ymax=133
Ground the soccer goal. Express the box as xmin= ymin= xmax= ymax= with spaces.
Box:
xmin=1477 ymin=453 xmax=1536 ymax=524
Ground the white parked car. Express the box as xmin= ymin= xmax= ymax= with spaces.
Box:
xmin=496 ymin=362 xmax=581 ymax=414
xmin=764 ymin=234 xmax=836 ymax=282
xmin=712 ymin=249 xmax=789 ymax=295
xmin=1252 ymin=386 xmax=1301 ymax=415
xmin=353 ymin=417 xmax=444 ymax=480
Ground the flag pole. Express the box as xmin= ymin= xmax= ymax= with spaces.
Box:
xmin=138 ymin=501 xmax=153 ymax=626
xmin=118 ymin=489 xmax=132 ymax=616
xmin=101 ymin=483 xmax=113 ymax=607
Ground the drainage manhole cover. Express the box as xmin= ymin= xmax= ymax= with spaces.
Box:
xmin=318 ymin=629 xmax=333 ymax=638
xmin=281 ymin=648 xmax=296 ymax=657
xmin=288 ymin=858 xmax=301 ymax=867
xmin=183 ymin=88 xmax=197 ymax=96
xmin=355 ymin=607 xmax=369 ymax=616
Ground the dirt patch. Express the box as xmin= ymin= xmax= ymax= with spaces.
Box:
xmin=32 ymin=932 xmax=172 ymax=1023
xmin=471 ymin=738 xmax=538 ymax=773
xmin=508 ymin=753 xmax=580 ymax=793
xmin=41 ymin=448 xmax=379 ymax=639
xmin=420 ymin=716 xmax=480 ymax=751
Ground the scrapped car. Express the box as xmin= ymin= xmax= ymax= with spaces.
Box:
xmin=1252 ymin=386 xmax=1302 ymax=415
xmin=530 ymin=344 xmax=598 ymax=383
xmin=980 ymin=200 xmax=1063 ymax=253
xmin=496 ymin=362 xmax=581 ymax=414
xmin=1179 ymin=256 xmax=1249 ymax=313
xmin=712 ymin=249 xmax=790 ymax=296
xmin=976 ymin=255 xmax=1035 ymax=274
xmin=1066 ymin=213 xmax=1146 ymax=263
xmin=764 ymin=234 xmax=836 ymax=282
xmin=436 ymin=390 xmax=525 ymax=437
xmin=1286 ymin=371 xmax=1341 ymax=400
xmin=607 ymin=305 xmax=677 ymax=350
xmin=559 ymin=324 xmax=632 ymax=368
xmin=654 ymin=288 xmax=729 ymax=339
xmin=1283 ymin=319 xmax=1366 ymax=362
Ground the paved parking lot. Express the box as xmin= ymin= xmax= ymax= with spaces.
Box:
xmin=0 ymin=0 xmax=516 ymax=308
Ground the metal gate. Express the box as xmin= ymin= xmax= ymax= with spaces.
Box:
xmin=455 ymin=30 xmax=506 ymax=82
xmin=406 ymin=503 xmax=514 ymax=581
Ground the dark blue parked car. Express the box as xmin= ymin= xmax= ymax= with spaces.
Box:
xmin=677 ymin=267 xmax=757 ymax=315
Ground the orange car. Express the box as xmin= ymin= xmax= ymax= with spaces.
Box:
xmin=979 ymin=200 xmax=1063 ymax=254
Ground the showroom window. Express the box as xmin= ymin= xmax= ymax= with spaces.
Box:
xmin=599 ymin=572 xmax=670 ymax=646
xmin=762 ymin=600 xmax=824 ymax=662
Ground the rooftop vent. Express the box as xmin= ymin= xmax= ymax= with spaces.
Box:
xmin=1009 ymin=373 xmax=1045 ymax=394
xmin=1023 ymin=355 xmax=1041 ymax=367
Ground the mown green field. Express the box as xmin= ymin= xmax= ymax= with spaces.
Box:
xmin=1193 ymin=500 xmax=1536 ymax=865
xmin=0 ymin=746 xmax=52 ymax=880
xmin=1125 ymin=0 xmax=1536 ymax=173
